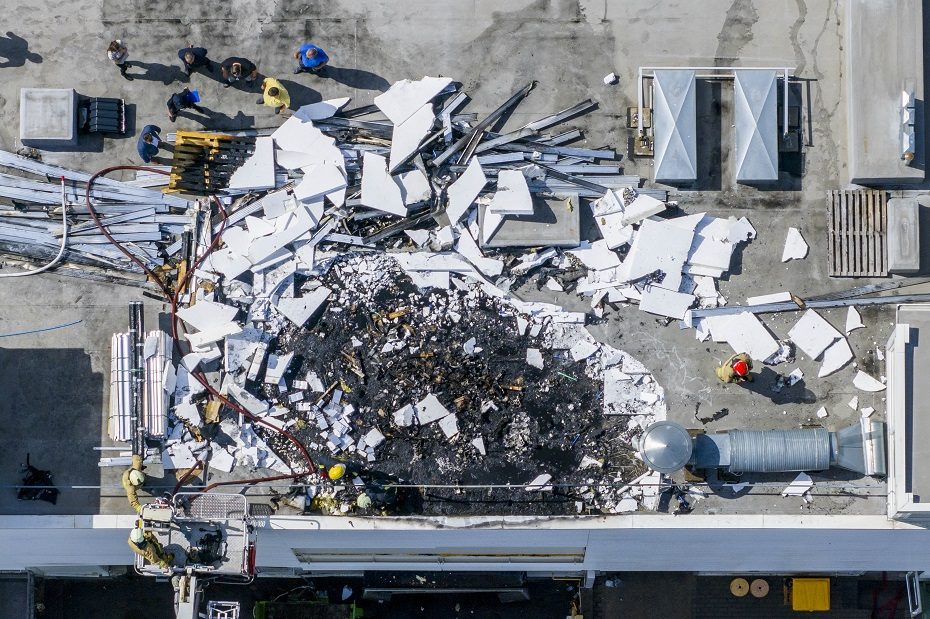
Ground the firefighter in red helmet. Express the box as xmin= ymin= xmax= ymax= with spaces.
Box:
xmin=716 ymin=352 xmax=753 ymax=383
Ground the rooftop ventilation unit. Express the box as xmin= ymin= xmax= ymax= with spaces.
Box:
xmin=638 ymin=419 xmax=886 ymax=476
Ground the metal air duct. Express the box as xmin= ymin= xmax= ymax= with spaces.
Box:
xmin=639 ymin=419 xmax=886 ymax=477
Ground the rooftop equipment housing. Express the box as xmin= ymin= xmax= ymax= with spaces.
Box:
xmin=652 ymin=69 xmax=697 ymax=182
xmin=734 ymin=69 xmax=779 ymax=182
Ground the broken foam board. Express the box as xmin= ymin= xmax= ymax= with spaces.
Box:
xmin=747 ymin=291 xmax=793 ymax=305
xmin=360 ymin=152 xmax=406 ymax=217
xmin=294 ymin=163 xmax=347 ymax=203
xmin=623 ymin=218 xmax=694 ymax=291
xmin=853 ymin=370 xmax=886 ymax=392
xmin=398 ymin=170 xmax=432 ymax=205
xmin=639 ymin=285 xmax=696 ymax=320
xmin=488 ymin=170 xmax=533 ymax=215
xmin=446 ymin=158 xmax=488 ymax=224
xmin=788 ymin=309 xmax=841 ymax=360
xmin=781 ymin=472 xmax=813 ymax=497
xmin=818 ymin=337 xmax=854 ymax=377
xmin=275 ymin=285 xmax=332 ymax=327
xmin=414 ymin=393 xmax=451 ymax=425
xmin=389 ymin=103 xmax=436 ymax=172
xmin=781 ymin=227 xmax=809 ymax=262
xmin=294 ymin=97 xmax=350 ymax=122
xmin=567 ymin=239 xmax=622 ymax=271
xmin=228 ymin=136 xmax=276 ymax=191
xmin=621 ymin=193 xmax=666 ymax=226
xmin=708 ymin=311 xmax=779 ymax=361
xmin=177 ymin=299 xmax=238 ymax=332
xmin=373 ymin=76 xmax=452 ymax=125
xmin=846 ymin=306 xmax=864 ymax=335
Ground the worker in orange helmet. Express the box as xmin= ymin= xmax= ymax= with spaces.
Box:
xmin=716 ymin=352 xmax=753 ymax=383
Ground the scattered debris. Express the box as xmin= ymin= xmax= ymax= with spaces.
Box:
xmin=695 ymin=407 xmax=728 ymax=424
xmin=818 ymin=338 xmax=854 ymax=378
xmin=781 ymin=472 xmax=813 ymax=499
xmin=853 ymin=370 xmax=886 ymax=392
xmin=747 ymin=291 xmax=793 ymax=305
xmin=525 ymin=473 xmax=553 ymax=492
xmin=788 ymin=310 xmax=841 ymax=360
xmin=845 ymin=306 xmax=865 ymax=334
xmin=781 ymin=227 xmax=809 ymax=262
xmin=93 ymin=71 xmax=888 ymax=522
xmin=816 ymin=406 xmax=828 ymax=418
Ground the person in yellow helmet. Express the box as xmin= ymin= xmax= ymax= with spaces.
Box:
xmin=128 ymin=524 xmax=174 ymax=569
xmin=328 ymin=463 xmax=346 ymax=480
xmin=121 ymin=454 xmax=146 ymax=514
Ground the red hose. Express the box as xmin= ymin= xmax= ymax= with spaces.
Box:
xmin=84 ymin=166 xmax=318 ymax=494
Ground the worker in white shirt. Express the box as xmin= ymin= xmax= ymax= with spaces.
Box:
xmin=106 ymin=39 xmax=132 ymax=80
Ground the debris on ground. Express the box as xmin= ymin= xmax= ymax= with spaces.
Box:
xmin=845 ymin=306 xmax=865 ymax=334
xmin=89 ymin=73 xmax=887 ymax=520
xmin=853 ymin=370 xmax=886 ymax=392
xmin=781 ymin=227 xmax=809 ymax=262
xmin=0 ymin=150 xmax=193 ymax=286
xmin=781 ymin=472 xmax=814 ymax=502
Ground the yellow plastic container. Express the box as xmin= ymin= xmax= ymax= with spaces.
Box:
xmin=791 ymin=577 xmax=831 ymax=611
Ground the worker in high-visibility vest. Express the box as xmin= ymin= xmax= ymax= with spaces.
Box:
xmin=716 ymin=352 xmax=753 ymax=384
xmin=121 ymin=454 xmax=146 ymax=514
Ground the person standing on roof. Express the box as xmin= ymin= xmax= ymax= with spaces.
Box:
xmin=258 ymin=77 xmax=290 ymax=115
xmin=121 ymin=454 xmax=146 ymax=513
xmin=166 ymin=88 xmax=206 ymax=122
xmin=128 ymin=524 xmax=174 ymax=569
xmin=220 ymin=56 xmax=258 ymax=88
xmin=715 ymin=352 xmax=753 ymax=384
xmin=293 ymin=43 xmax=328 ymax=75
xmin=106 ymin=39 xmax=132 ymax=80
xmin=136 ymin=125 xmax=163 ymax=164
xmin=177 ymin=42 xmax=213 ymax=76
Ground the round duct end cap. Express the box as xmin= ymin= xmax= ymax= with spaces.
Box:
xmin=639 ymin=421 xmax=693 ymax=474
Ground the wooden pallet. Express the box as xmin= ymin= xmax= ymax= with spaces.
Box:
xmin=827 ymin=189 xmax=888 ymax=277
xmin=167 ymin=131 xmax=254 ymax=195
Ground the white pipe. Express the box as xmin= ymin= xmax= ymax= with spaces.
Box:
xmin=640 ymin=66 xmax=795 ymax=72
xmin=784 ymin=67 xmax=790 ymax=137
xmin=0 ymin=176 xmax=68 ymax=278
xmin=637 ymin=65 xmax=797 ymax=143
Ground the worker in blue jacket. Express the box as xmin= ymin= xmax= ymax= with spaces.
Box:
xmin=293 ymin=43 xmax=329 ymax=74
xmin=137 ymin=125 xmax=163 ymax=163
xmin=177 ymin=42 xmax=213 ymax=76
xmin=166 ymin=88 xmax=206 ymax=122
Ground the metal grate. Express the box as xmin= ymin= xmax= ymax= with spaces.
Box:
xmin=828 ymin=189 xmax=888 ymax=277
xmin=177 ymin=493 xmax=247 ymax=521
xmin=208 ymin=601 xmax=240 ymax=619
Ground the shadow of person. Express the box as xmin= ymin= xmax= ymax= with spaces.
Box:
xmin=316 ymin=65 xmax=390 ymax=92
xmin=276 ymin=78 xmax=321 ymax=109
xmin=128 ymin=61 xmax=188 ymax=85
xmin=0 ymin=32 xmax=42 ymax=67
xmin=204 ymin=109 xmax=256 ymax=130
xmin=739 ymin=366 xmax=817 ymax=404
xmin=179 ymin=108 xmax=256 ymax=132
xmin=187 ymin=60 xmax=221 ymax=83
